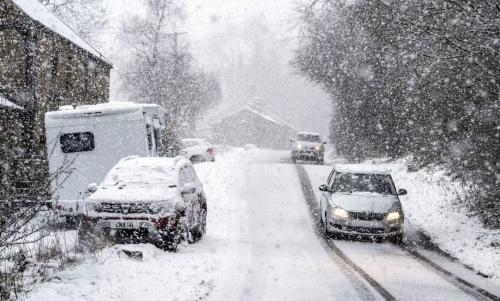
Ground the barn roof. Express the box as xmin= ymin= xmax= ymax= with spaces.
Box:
xmin=235 ymin=107 xmax=297 ymax=130
xmin=12 ymin=0 xmax=111 ymax=66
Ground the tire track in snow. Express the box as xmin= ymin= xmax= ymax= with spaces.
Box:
xmin=402 ymin=247 xmax=500 ymax=301
xmin=295 ymin=164 xmax=392 ymax=301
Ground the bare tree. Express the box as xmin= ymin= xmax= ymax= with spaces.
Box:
xmin=119 ymin=0 xmax=221 ymax=144
xmin=40 ymin=0 xmax=107 ymax=44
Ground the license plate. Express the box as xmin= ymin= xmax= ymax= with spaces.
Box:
xmin=114 ymin=221 xmax=136 ymax=229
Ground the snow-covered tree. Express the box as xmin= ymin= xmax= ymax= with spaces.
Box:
xmin=294 ymin=0 xmax=499 ymax=227
xmin=40 ymin=0 xmax=106 ymax=44
xmin=119 ymin=0 xmax=221 ymax=146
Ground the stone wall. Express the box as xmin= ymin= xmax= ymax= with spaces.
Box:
xmin=0 ymin=0 xmax=111 ymax=200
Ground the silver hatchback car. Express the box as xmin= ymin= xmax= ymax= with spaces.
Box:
xmin=319 ymin=165 xmax=407 ymax=243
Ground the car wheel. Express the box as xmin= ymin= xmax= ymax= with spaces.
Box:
xmin=190 ymin=156 xmax=201 ymax=163
xmin=77 ymin=221 xmax=97 ymax=249
xmin=156 ymin=236 xmax=178 ymax=252
xmin=190 ymin=209 xmax=207 ymax=243
xmin=390 ymin=233 xmax=404 ymax=245
xmin=291 ymin=156 xmax=297 ymax=164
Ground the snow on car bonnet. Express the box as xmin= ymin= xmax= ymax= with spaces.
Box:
xmin=334 ymin=164 xmax=391 ymax=175
xmin=90 ymin=157 xmax=179 ymax=202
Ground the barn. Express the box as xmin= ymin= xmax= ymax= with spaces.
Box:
xmin=211 ymin=105 xmax=297 ymax=150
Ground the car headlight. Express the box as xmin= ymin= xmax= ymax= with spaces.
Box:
xmin=332 ymin=207 xmax=349 ymax=219
xmin=315 ymin=145 xmax=321 ymax=151
xmin=297 ymin=144 xmax=303 ymax=150
xmin=86 ymin=201 xmax=102 ymax=213
xmin=149 ymin=202 xmax=174 ymax=214
xmin=387 ymin=211 xmax=401 ymax=221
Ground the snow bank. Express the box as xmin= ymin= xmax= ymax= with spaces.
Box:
xmin=365 ymin=158 xmax=500 ymax=280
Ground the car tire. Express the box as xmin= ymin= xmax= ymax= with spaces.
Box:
xmin=390 ymin=233 xmax=404 ymax=245
xmin=190 ymin=156 xmax=201 ymax=164
xmin=156 ymin=236 xmax=178 ymax=252
xmin=291 ymin=156 xmax=297 ymax=164
xmin=190 ymin=209 xmax=207 ymax=243
xmin=77 ymin=221 xmax=97 ymax=249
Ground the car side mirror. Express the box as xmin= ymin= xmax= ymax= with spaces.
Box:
xmin=181 ymin=183 xmax=196 ymax=195
xmin=398 ymin=189 xmax=408 ymax=196
xmin=290 ymin=139 xmax=295 ymax=143
xmin=319 ymin=184 xmax=329 ymax=192
xmin=87 ymin=183 xmax=98 ymax=193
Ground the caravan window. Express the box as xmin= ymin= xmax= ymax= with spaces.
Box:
xmin=60 ymin=132 xmax=95 ymax=153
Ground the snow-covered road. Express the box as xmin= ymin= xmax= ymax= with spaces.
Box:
xmin=23 ymin=149 xmax=499 ymax=301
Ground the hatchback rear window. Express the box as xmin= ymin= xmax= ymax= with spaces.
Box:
xmin=60 ymin=132 xmax=95 ymax=153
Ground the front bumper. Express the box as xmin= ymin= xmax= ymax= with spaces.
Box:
xmin=292 ymin=149 xmax=323 ymax=160
xmin=80 ymin=216 xmax=179 ymax=243
xmin=326 ymin=218 xmax=403 ymax=237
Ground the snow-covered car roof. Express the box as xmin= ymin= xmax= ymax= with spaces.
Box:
xmin=333 ymin=164 xmax=391 ymax=175
xmin=89 ymin=156 xmax=191 ymax=202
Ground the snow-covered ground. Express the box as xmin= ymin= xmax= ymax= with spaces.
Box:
xmin=304 ymin=157 xmax=500 ymax=282
xmin=382 ymin=159 xmax=500 ymax=281
xmin=21 ymin=148 xmax=500 ymax=300
xmin=22 ymin=148 xmax=363 ymax=301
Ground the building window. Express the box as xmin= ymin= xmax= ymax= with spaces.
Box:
xmin=65 ymin=55 xmax=73 ymax=91
xmin=60 ymin=132 xmax=95 ymax=153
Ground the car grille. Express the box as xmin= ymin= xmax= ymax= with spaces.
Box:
xmin=100 ymin=203 xmax=151 ymax=214
xmin=345 ymin=226 xmax=387 ymax=234
xmin=349 ymin=211 xmax=386 ymax=221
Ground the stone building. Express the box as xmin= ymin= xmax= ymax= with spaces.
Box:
xmin=0 ymin=0 xmax=111 ymax=200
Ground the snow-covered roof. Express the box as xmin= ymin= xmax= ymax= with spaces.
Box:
xmin=12 ymin=0 xmax=111 ymax=65
xmin=0 ymin=93 xmax=24 ymax=110
xmin=222 ymin=106 xmax=297 ymax=130
xmin=333 ymin=164 xmax=391 ymax=175
xmin=46 ymin=102 xmax=159 ymax=119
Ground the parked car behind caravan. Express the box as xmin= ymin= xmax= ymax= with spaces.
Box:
xmin=45 ymin=102 xmax=166 ymax=226
xmin=181 ymin=138 xmax=216 ymax=163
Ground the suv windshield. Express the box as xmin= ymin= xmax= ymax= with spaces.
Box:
xmin=297 ymin=134 xmax=321 ymax=143
xmin=332 ymin=173 xmax=395 ymax=195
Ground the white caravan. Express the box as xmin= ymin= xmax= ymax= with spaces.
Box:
xmin=45 ymin=102 xmax=165 ymax=225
